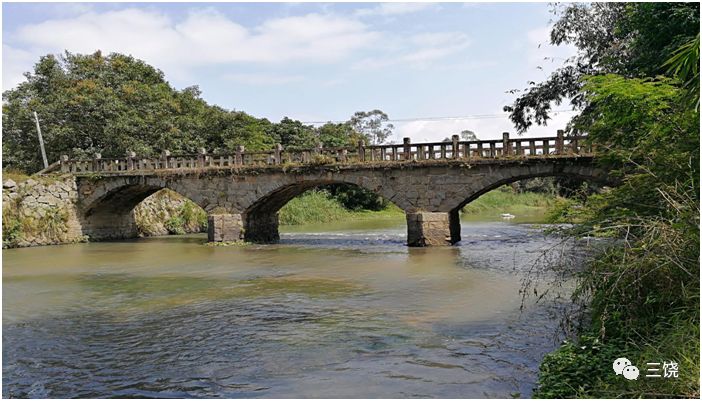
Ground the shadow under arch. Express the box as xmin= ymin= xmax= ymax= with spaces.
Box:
xmin=242 ymin=180 xmax=398 ymax=243
xmin=450 ymin=169 xmax=611 ymax=216
xmin=80 ymin=182 xmax=201 ymax=241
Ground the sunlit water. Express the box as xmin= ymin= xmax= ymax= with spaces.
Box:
xmin=3 ymin=210 xmax=581 ymax=398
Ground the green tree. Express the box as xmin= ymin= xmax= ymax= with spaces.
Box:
xmin=2 ymin=51 xmax=281 ymax=172
xmin=316 ymin=122 xmax=362 ymax=148
xmin=3 ymin=52 xmax=223 ymax=171
xmin=504 ymin=3 xmax=699 ymax=133
xmin=459 ymin=129 xmax=478 ymax=141
xmin=348 ymin=110 xmax=394 ymax=145
xmin=270 ymin=117 xmax=317 ymax=150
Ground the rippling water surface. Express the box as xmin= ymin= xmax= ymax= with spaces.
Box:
xmin=3 ymin=214 xmax=578 ymax=398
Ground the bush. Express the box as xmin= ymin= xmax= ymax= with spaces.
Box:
xmin=164 ymin=215 xmax=186 ymax=235
xmin=324 ymin=184 xmax=388 ymax=211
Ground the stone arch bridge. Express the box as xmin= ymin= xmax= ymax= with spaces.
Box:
xmin=48 ymin=132 xmax=608 ymax=246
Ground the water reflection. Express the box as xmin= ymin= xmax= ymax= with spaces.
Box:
xmin=3 ymin=217 xmax=575 ymax=398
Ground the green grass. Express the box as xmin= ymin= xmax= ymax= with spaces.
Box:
xmin=462 ymin=186 xmax=557 ymax=215
xmin=532 ymin=184 xmax=700 ymax=398
xmin=279 ymin=190 xmax=353 ymax=225
xmin=278 ymin=190 xmax=402 ymax=225
xmin=279 ymin=186 xmax=557 ymax=226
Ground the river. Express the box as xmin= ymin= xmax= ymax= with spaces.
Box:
xmin=3 ymin=210 xmax=580 ymax=398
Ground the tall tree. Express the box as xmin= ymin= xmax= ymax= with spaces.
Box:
xmin=2 ymin=51 xmax=276 ymax=172
xmin=348 ymin=110 xmax=394 ymax=145
xmin=459 ymin=129 xmax=478 ymax=141
xmin=504 ymin=2 xmax=699 ymax=133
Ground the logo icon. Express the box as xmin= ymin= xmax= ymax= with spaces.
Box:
xmin=622 ymin=365 xmax=640 ymax=380
xmin=613 ymin=357 xmax=639 ymax=380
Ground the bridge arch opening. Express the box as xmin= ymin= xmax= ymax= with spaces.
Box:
xmin=241 ymin=181 xmax=397 ymax=244
xmin=443 ymin=171 xmax=609 ymax=246
xmin=81 ymin=183 xmax=206 ymax=241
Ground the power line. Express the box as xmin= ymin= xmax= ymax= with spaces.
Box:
xmin=300 ymin=109 xmax=577 ymax=125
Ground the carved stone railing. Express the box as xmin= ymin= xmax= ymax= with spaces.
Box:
xmin=55 ymin=131 xmax=593 ymax=174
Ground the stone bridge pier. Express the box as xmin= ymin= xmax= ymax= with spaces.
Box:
xmin=208 ymin=210 xmax=460 ymax=246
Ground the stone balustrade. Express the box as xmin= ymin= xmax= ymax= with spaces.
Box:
xmin=50 ymin=131 xmax=592 ymax=175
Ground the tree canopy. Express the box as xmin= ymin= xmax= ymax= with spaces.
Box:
xmin=2 ymin=51 xmax=400 ymax=173
xmin=504 ymin=2 xmax=700 ymax=133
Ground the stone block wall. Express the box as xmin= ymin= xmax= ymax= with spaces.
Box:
xmin=2 ymin=177 xmax=84 ymax=248
xmin=2 ymin=177 xmax=206 ymax=248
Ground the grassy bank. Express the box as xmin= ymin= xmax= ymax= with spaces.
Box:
xmin=533 ymin=190 xmax=699 ymax=398
xmin=279 ymin=186 xmax=558 ymax=226
xmin=279 ymin=190 xmax=402 ymax=225
xmin=462 ymin=186 xmax=557 ymax=216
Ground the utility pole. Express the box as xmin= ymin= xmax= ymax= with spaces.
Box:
xmin=33 ymin=111 xmax=48 ymax=169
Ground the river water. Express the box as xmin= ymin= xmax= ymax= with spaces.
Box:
xmin=3 ymin=211 xmax=579 ymax=398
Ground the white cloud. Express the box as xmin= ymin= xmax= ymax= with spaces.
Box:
xmin=353 ymin=31 xmax=471 ymax=70
xmin=223 ymin=72 xmax=304 ymax=85
xmin=355 ymin=3 xmax=436 ymax=17
xmin=3 ymin=45 xmax=35 ymax=90
xmin=4 ymin=8 xmax=378 ymax=88
xmin=394 ymin=109 xmax=578 ymax=143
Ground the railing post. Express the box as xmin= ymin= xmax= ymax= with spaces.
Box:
xmin=556 ymin=130 xmax=564 ymax=154
xmin=198 ymin=148 xmax=207 ymax=167
xmin=60 ymin=155 xmax=69 ymax=173
xmin=92 ymin=153 xmax=102 ymax=172
xmin=126 ymin=150 xmax=136 ymax=170
xmin=572 ymin=134 xmax=579 ymax=154
xmin=161 ymin=150 xmax=171 ymax=169
xmin=274 ymin=143 xmax=283 ymax=164
xmin=235 ymin=145 xmax=245 ymax=165
xmin=403 ymin=137 xmax=411 ymax=161
xmin=358 ymin=140 xmax=365 ymax=162
xmin=452 ymin=135 xmax=460 ymax=159
xmin=502 ymin=132 xmax=511 ymax=156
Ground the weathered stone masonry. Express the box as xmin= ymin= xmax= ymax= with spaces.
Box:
xmin=73 ymin=157 xmax=608 ymax=247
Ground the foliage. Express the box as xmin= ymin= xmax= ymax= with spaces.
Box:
xmin=269 ymin=117 xmax=317 ymax=150
xmin=164 ymin=215 xmax=187 ymax=235
xmin=278 ymin=190 xmax=352 ymax=225
xmin=324 ymin=184 xmax=389 ymax=211
xmin=179 ymin=200 xmax=207 ymax=231
xmin=348 ymin=109 xmax=394 ymax=145
xmin=459 ymin=129 xmax=477 ymax=141
xmin=317 ymin=122 xmax=364 ymax=148
xmin=2 ymin=51 xmax=388 ymax=173
xmin=664 ymin=34 xmax=700 ymax=109
xmin=461 ymin=185 xmax=557 ymax=215
xmin=2 ymin=199 xmax=71 ymax=248
xmin=504 ymin=2 xmax=699 ymax=133
xmin=571 ymin=75 xmax=699 ymax=222
xmin=533 ymin=73 xmax=699 ymax=397
xmin=134 ymin=189 xmax=207 ymax=236
xmin=2 ymin=201 xmax=22 ymax=245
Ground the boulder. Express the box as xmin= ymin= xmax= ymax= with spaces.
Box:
xmin=3 ymin=179 xmax=16 ymax=189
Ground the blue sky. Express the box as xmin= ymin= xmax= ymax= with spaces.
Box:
xmin=3 ymin=2 xmax=577 ymax=141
